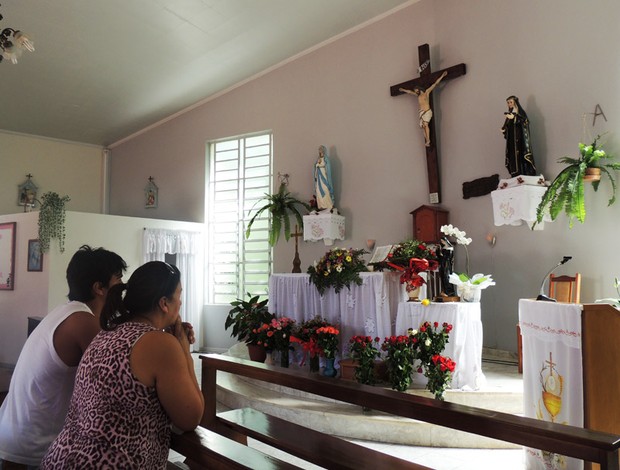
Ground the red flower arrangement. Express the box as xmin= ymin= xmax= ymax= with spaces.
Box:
xmin=291 ymin=316 xmax=331 ymax=370
xmin=315 ymin=325 xmax=340 ymax=358
xmin=257 ymin=316 xmax=296 ymax=351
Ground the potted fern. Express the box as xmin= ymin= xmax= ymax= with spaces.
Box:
xmin=245 ymin=182 xmax=310 ymax=246
xmin=535 ymin=134 xmax=620 ymax=228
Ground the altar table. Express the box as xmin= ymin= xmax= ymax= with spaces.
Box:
xmin=395 ymin=302 xmax=485 ymax=390
xmin=268 ymin=272 xmax=406 ymax=354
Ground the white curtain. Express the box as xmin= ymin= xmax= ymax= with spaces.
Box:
xmin=143 ymin=228 xmax=204 ymax=350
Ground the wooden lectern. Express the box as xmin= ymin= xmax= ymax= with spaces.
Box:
xmin=582 ymin=304 xmax=620 ymax=470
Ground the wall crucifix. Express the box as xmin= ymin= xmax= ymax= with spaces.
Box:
xmin=390 ymin=43 xmax=466 ymax=204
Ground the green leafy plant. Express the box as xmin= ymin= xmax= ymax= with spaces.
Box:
xmin=307 ymin=247 xmax=368 ymax=295
xmin=381 ymin=335 xmax=416 ymax=392
xmin=245 ymin=182 xmax=310 ymax=246
xmin=38 ymin=192 xmax=70 ymax=253
xmin=225 ymin=294 xmax=274 ymax=344
xmin=535 ymin=134 xmax=620 ymax=228
xmin=348 ymin=335 xmax=381 ymax=386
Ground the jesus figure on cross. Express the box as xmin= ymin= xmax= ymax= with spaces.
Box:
xmin=399 ymin=70 xmax=448 ymax=147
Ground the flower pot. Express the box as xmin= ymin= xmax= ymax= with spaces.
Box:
xmin=322 ymin=357 xmax=338 ymax=377
xmin=247 ymin=343 xmax=267 ymax=363
xmin=584 ymin=167 xmax=601 ymax=182
xmin=458 ymin=286 xmax=481 ymax=302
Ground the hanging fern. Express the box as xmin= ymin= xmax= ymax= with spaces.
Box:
xmin=38 ymin=192 xmax=71 ymax=253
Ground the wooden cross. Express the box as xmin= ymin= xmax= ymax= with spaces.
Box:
xmin=291 ymin=225 xmax=303 ymax=273
xmin=390 ymin=43 xmax=466 ymax=204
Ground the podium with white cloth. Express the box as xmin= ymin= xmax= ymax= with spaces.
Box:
xmin=518 ymin=299 xmax=620 ymax=470
xmin=395 ymin=301 xmax=485 ymax=390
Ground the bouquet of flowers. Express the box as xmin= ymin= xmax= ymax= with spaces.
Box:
xmin=262 ymin=316 xmax=296 ymax=351
xmin=388 ymin=239 xmax=438 ymax=269
xmin=440 ymin=224 xmax=495 ymax=301
xmin=399 ymin=258 xmax=430 ymax=293
xmin=381 ymin=335 xmax=416 ymax=392
xmin=408 ymin=321 xmax=455 ymax=400
xmin=291 ymin=316 xmax=330 ymax=371
xmin=425 ymin=354 xmax=456 ymax=400
xmin=348 ymin=335 xmax=381 ymax=385
xmin=315 ymin=325 xmax=340 ymax=358
xmin=307 ymin=248 xmax=368 ymax=295
xmin=409 ymin=321 xmax=452 ymax=366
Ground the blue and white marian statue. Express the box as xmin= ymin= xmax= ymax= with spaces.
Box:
xmin=313 ymin=145 xmax=335 ymax=211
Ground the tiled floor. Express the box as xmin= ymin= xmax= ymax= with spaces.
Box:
xmin=184 ymin=353 xmax=527 ymax=469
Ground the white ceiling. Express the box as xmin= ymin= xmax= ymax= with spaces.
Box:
xmin=0 ymin=0 xmax=411 ymax=146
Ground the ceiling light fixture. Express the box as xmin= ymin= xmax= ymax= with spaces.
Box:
xmin=0 ymin=4 xmax=34 ymax=64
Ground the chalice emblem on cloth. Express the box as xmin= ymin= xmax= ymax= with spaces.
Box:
xmin=538 ymin=352 xmax=564 ymax=422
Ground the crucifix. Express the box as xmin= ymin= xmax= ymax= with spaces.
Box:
xmin=291 ymin=225 xmax=303 ymax=273
xmin=390 ymin=43 xmax=466 ymax=204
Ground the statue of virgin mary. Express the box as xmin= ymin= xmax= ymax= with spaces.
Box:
xmin=313 ymin=145 xmax=335 ymax=211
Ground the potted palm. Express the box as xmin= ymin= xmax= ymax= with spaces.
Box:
xmin=225 ymin=294 xmax=274 ymax=362
xmin=245 ymin=182 xmax=310 ymax=246
xmin=535 ymin=134 xmax=620 ymax=228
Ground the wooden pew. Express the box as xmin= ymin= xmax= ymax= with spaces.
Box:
xmin=169 ymin=425 xmax=299 ymax=469
xmin=218 ymin=407 xmax=424 ymax=469
xmin=200 ymin=353 xmax=620 ymax=470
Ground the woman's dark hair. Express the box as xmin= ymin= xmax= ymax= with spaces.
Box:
xmin=100 ymin=261 xmax=181 ymax=330
xmin=66 ymin=245 xmax=128 ymax=302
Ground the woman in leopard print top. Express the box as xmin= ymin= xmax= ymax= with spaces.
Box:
xmin=42 ymin=262 xmax=204 ymax=469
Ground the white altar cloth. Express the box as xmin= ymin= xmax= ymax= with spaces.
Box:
xmin=268 ymin=272 xmax=406 ymax=354
xmin=395 ymin=302 xmax=485 ymax=390
xmin=519 ymin=299 xmax=583 ymax=470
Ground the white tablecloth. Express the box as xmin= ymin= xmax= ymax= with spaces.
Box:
xmin=519 ymin=299 xmax=583 ymax=470
xmin=395 ymin=302 xmax=485 ymax=390
xmin=268 ymin=272 xmax=406 ymax=355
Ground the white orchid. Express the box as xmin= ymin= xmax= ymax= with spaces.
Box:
xmin=440 ymin=224 xmax=472 ymax=246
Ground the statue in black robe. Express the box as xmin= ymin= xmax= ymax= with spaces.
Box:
xmin=502 ymin=95 xmax=537 ymax=177
xmin=438 ymin=237 xmax=455 ymax=296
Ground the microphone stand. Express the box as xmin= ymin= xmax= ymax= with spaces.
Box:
xmin=536 ymin=256 xmax=572 ymax=301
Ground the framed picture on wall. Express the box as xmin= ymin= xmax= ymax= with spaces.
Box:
xmin=27 ymin=239 xmax=43 ymax=272
xmin=0 ymin=222 xmax=16 ymax=290
xmin=145 ymin=176 xmax=158 ymax=209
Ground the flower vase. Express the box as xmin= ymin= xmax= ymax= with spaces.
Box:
xmin=265 ymin=350 xmax=275 ymax=366
xmin=309 ymin=354 xmax=320 ymax=373
xmin=280 ymin=348 xmax=290 ymax=368
xmin=323 ymin=357 xmax=337 ymax=377
xmin=247 ymin=343 xmax=267 ymax=363
xmin=407 ymin=286 xmax=421 ymax=302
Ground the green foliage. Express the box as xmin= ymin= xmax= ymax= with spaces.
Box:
xmin=535 ymin=134 xmax=620 ymax=228
xmin=245 ymin=183 xmax=310 ymax=246
xmin=225 ymin=293 xmax=274 ymax=344
xmin=38 ymin=192 xmax=70 ymax=253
